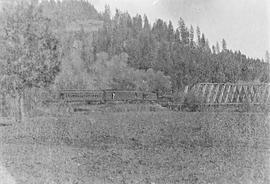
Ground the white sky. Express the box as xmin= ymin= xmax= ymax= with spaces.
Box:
xmin=91 ymin=0 xmax=270 ymax=59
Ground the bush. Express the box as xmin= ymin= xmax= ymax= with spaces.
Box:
xmin=259 ymin=104 xmax=270 ymax=114
xmin=235 ymin=98 xmax=270 ymax=113
xmin=172 ymin=91 xmax=185 ymax=104
xmin=182 ymin=92 xmax=204 ymax=112
xmin=234 ymin=98 xmax=252 ymax=112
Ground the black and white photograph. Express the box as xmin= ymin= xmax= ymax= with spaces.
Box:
xmin=0 ymin=0 xmax=269 ymax=183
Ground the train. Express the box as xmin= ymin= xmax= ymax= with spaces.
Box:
xmin=58 ymin=89 xmax=165 ymax=105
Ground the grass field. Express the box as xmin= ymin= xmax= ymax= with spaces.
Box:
xmin=0 ymin=111 xmax=269 ymax=184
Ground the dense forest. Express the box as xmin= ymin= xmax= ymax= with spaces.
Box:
xmin=42 ymin=0 xmax=270 ymax=93
xmin=93 ymin=5 xmax=270 ymax=90
xmin=0 ymin=0 xmax=269 ymax=99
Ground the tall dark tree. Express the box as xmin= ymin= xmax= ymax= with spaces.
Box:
xmin=178 ymin=17 xmax=189 ymax=45
xmin=266 ymin=50 xmax=270 ymax=81
xmin=175 ymin=29 xmax=181 ymax=43
xmin=196 ymin=26 xmax=201 ymax=46
xmin=222 ymin=38 xmax=227 ymax=51
xmin=103 ymin=4 xmax=111 ymax=22
xmin=167 ymin=21 xmax=175 ymax=43
xmin=143 ymin=14 xmax=151 ymax=32
xmin=200 ymin=33 xmax=206 ymax=48
xmin=132 ymin=14 xmax=142 ymax=37
xmin=212 ymin=45 xmax=216 ymax=54
xmin=152 ymin=19 xmax=167 ymax=42
xmin=189 ymin=26 xmax=194 ymax=47
xmin=216 ymin=42 xmax=220 ymax=53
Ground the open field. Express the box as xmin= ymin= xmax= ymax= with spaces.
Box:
xmin=0 ymin=111 xmax=270 ymax=184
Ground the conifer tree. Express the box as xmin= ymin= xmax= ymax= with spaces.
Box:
xmin=216 ymin=42 xmax=220 ymax=53
xmin=143 ymin=15 xmax=151 ymax=32
xmin=103 ymin=4 xmax=111 ymax=22
xmin=201 ymin=33 xmax=206 ymax=48
xmin=196 ymin=26 xmax=201 ymax=46
xmin=178 ymin=17 xmax=189 ymax=45
xmin=189 ymin=25 xmax=194 ymax=47
xmin=212 ymin=45 xmax=216 ymax=54
xmin=167 ymin=21 xmax=175 ymax=43
xmin=132 ymin=14 xmax=142 ymax=37
xmin=175 ymin=29 xmax=181 ymax=43
xmin=222 ymin=38 xmax=227 ymax=51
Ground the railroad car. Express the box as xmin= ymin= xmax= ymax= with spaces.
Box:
xmin=58 ymin=89 xmax=159 ymax=105
xmin=142 ymin=92 xmax=158 ymax=102
xmin=59 ymin=90 xmax=104 ymax=104
xmin=157 ymin=95 xmax=174 ymax=106
xmin=104 ymin=90 xmax=141 ymax=103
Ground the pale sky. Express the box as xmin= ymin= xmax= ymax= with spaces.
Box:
xmin=91 ymin=0 xmax=270 ymax=59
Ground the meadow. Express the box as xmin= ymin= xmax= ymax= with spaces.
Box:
xmin=0 ymin=110 xmax=269 ymax=184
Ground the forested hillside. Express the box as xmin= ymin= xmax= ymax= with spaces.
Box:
xmin=1 ymin=0 xmax=269 ymax=96
xmin=39 ymin=0 xmax=172 ymax=93
xmin=41 ymin=0 xmax=269 ymax=93
xmin=93 ymin=6 xmax=270 ymax=92
xmin=39 ymin=0 xmax=270 ymax=92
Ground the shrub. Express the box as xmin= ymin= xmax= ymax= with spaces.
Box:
xmin=172 ymin=91 xmax=186 ymax=104
xmin=182 ymin=92 xmax=204 ymax=112
xmin=235 ymin=98 xmax=252 ymax=112
xmin=260 ymin=104 xmax=270 ymax=114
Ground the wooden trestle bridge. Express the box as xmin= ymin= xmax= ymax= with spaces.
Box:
xmin=189 ymin=83 xmax=270 ymax=105
xmin=170 ymin=83 xmax=270 ymax=112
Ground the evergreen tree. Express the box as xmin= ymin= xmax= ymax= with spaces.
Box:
xmin=132 ymin=14 xmax=142 ymax=37
xmin=167 ymin=21 xmax=175 ymax=43
xmin=178 ymin=17 xmax=189 ymax=45
xmin=266 ymin=50 xmax=270 ymax=81
xmin=103 ymin=4 xmax=111 ymax=22
xmin=175 ymin=29 xmax=181 ymax=43
xmin=143 ymin=14 xmax=151 ymax=32
xmin=222 ymin=38 xmax=227 ymax=51
xmin=212 ymin=45 xmax=216 ymax=54
xmin=201 ymin=33 xmax=206 ymax=48
xmin=216 ymin=42 xmax=220 ymax=53
xmin=189 ymin=25 xmax=194 ymax=47
xmin=152 ymin=19 xmax=167 ymax=41
xmin=196 ymin=26 xmax=201 ymax=46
